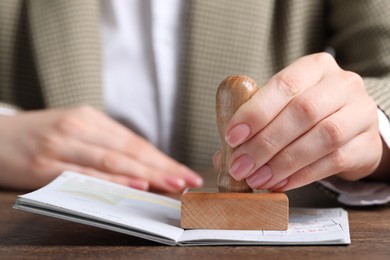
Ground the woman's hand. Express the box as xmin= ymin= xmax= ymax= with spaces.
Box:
xmin=216 ymin=53 xmax=382 ymax=191
xmin=0 ymin=106 xmax=203 ymax=192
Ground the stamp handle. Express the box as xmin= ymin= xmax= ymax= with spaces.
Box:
xmin=216 ymin=75 xmax=258 ymax=192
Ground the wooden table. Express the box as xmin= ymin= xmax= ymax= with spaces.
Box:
xmin=1 ymin=172 xmax=390 ymax=260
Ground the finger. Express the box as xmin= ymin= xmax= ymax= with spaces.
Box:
xmin=229 ymin=73 xmax=348 ymax=180
xmin=271 ymin=130 xmax=382 ymax=191
xmin=48 ymin=139 xmax=196 ymax=192
xmin=31 ymin=158 xmax=149 ymax=190
xmin=73 ymin=167 xmax=150 ymax=191
xmin=38 ymin=134 xmax=149 ymax=180
xmin=225 ymin=53 xmax=338 ymax=148
xmin=246 ymin=103 xmax=374 ymax=190
xmin=57 ymin=108 xmax=202 ymax=188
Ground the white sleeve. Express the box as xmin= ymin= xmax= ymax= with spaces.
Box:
xmin=317 ymin=108 xmax=390 ymax=206
xmin=0 ymin=107 xmax=17 ymax=116
xmin=317 ymin=177 xmax=390 ymax=206
xmin=378 ymin=108 xmax=390 ymax=148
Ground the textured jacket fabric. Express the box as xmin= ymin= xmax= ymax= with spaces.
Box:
xmin=1 ymin=0 xmax=390 ymax=169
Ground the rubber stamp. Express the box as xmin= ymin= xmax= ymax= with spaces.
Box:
xmin=181 ymin=75 xmax=289 ymax=230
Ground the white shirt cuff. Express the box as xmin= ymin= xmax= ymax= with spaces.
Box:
xmin=318 ymin=177 xmax=390 ymax=206
xmin=378 ymin=108 xmax=390 ymax=148
xmin=0 ymin=107 xmax=17 ymax=116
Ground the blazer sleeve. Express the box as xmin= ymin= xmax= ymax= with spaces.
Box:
xmin=328 ymin=0 xmax=390 ymax=119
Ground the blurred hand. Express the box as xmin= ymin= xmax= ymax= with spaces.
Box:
xmin=214 ymin=53 xmax=382 ymax=191
xmin=0 ymin=106 xmax=202 ymax=192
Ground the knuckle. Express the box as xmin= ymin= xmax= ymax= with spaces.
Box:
xmin=298 ymin=165 xmax=315 ymax=183
xmin=278 ymin=149 xmax=297 ymax=170
xmin=343 ymin=71 xmax=364 ymax=90
xmin=319 ymin=121 xmax=343 ymax=148
xmin=313 ymin=52 xmax=335 ymax=65
xmin=55 ymin=114 xmax=80 ymax=134
xmin=273 ymin=73 xmax=300 ymax=97
xmin=30 ymin=155 xmax=52 ymax=173
xmin=329 ymin=149 xmax=347 ymax=172
xmin=258 ymin=132 xmax=279 ymax=155
xmin=292 ymin=96 xmax=318 ymax=122
xmin=124 ymin=134 xmax=148 ymax=157
xmin=55 ymin=113 xmax=89 ymax=136
xmin=101 ymin=152 xmax=119 ymax=171
xmin=39 ymin=133 xmax=63 ymax=155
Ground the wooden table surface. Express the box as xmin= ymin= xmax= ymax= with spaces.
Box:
xmin=1 ymin=172 xmax=390 ymax=260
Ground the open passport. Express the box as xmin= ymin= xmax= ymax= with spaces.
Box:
xmin=13 ymin=171 xmax=350 ymax=246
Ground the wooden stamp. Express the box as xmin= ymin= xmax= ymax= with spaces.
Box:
xmin=181 ymin=75 xmax=289 ymax=230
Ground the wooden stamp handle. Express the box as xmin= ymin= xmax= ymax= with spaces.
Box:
xmin=216 ymin=75 xmax=258 ymax=192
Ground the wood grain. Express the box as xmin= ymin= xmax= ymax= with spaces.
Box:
xmin=215 ymin=75 xmax=257 ymax=192
xmin=181 ymin=190 xmax=288 ymax=230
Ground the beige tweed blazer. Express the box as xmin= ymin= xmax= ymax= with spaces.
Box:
xmin=1 ymin=0 xmax=390 ymax=169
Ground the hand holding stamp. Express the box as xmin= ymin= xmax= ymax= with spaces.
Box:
xmin=181 ymin=75 xmax=288 ymax=230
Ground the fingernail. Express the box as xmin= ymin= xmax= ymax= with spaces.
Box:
xmin=180 ymin=167 xmax=203 ymax=187
xmin=269 ymin=179 xmax=288 ymax=192
xmin=225 ymin=123 xmax=251 ymax=147
xmin=165 ymin=176 xmax=186 ymax=190
xmin=184 ymin=174 xmax=203 ymax=187
xmin=230 ymin=154 xmax=255 ymax=180
xmin=247 ymin=165 xmax=273 ymax=189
